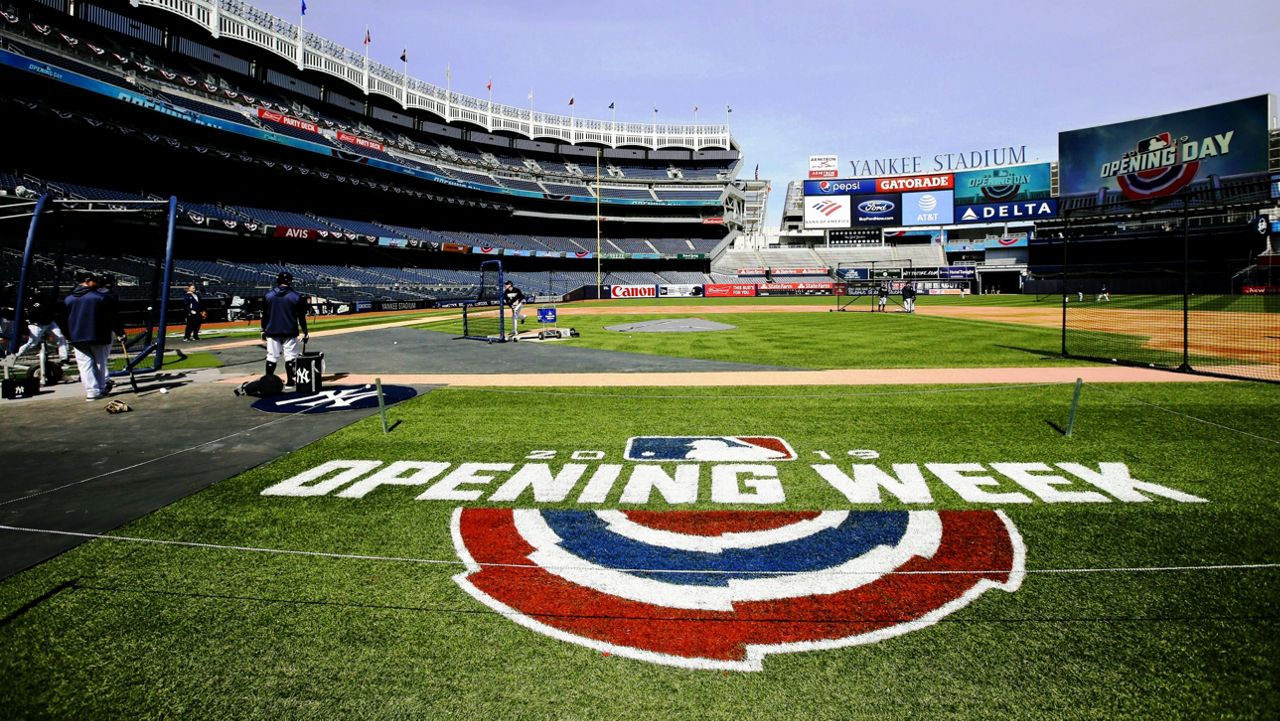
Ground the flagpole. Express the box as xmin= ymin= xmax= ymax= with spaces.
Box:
xmin=596 ymin=148 xmax=602 ymax=298
xmin=362 ymin=25 xmax=369 ymax=95
xmin=401 ymin=51 xmax=408 ymax=109
xmin=296 ymin=5 xmax=304 ymax=70
xmin=445 ymin=62 xmax=452 ymax=118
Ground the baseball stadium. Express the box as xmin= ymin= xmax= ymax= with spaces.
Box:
xmin=0 ymin=1 xmax=1277 ymax=719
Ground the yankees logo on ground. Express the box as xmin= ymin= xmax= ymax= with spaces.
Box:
xmin=452 ymin=508 xmax=1025 ymax=671
xmin=251 ymin=384 xmax=417 ymax=413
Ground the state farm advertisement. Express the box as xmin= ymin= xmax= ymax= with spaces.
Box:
xmin=336 ymin=131 xmax=386 ymax=152
xmin=609 ymin=285 xmax=658 ymax=299
xmin=770 ymin=267 xmax=830 ymax=276
xmin=756 ymin=282 xmax=834 ymax=297
xmin=704 ymin=284 xmax=757 ymax=297
xmin=257 ymin=108 xmax=318 ymax=134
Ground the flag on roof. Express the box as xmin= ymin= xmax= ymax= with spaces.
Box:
xmin=486 ymin=79 xmax=492 ymax=92
xmin=363 ymin=28 xmax=370 ymax=45
xmin=726 ymin=105 xmax=733 ymax=113
xmin=301 ymin=0 xmax=306 ymax=16
xmin=607 ymin=101 xmax=614 ymax=110
xmin=694 ymin=105 xmax=699 ymax=113
xmin=568 ymin=97 xmax=575 ymax=106
xmin=399 ymin=48 xmax=406 ymax=63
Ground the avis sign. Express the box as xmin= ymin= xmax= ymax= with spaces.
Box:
xmin=260 ymin=435 xmax=1208 ymax=671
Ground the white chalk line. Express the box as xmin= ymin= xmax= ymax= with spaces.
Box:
xmin=1 ymin=524 xmax=1275 ymax=578
xmin=1089 ymin=384 xmax=1280 ymax=445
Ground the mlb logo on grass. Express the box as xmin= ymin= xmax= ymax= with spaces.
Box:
xmin=625 ymin=436 xmax=797 ymax=462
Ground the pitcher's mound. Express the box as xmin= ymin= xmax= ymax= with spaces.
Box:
xmin=604 ymin=318 xmax=736 ymax=333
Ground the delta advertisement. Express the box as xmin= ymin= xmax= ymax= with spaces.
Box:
xmin=1058 ymin=95 xmax=1272 ymax=199
xmin=953 ymin=164 xmax=1052 ymax=205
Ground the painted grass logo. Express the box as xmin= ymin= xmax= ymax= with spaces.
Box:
xmin=452 ymin=508 xmax=1024 ymax=671
xmin=624 ymin=436 xmax=796 ymax=462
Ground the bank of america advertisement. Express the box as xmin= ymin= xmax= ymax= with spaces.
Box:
xmin=953 ymin=163 xmax=1052 ymax=205
xmin=804 ymin=196 xmax=852 ymax=229
xmin=1058 ymin=95 xmax=1271 ymax=199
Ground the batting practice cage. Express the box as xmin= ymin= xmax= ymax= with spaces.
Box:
xmin=3 ymin=193 xmax=179 ymax=379
xmin=1029 ymin=180 xmax=1278 ymax=383
xmin=458 ymin=259 xmax=509 ymax=342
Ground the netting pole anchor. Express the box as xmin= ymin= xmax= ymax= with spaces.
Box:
xmin=375 ymin=377 xmax=389 ymax=434
xmin=1065 ymin=378 xmax=1084 ymax=437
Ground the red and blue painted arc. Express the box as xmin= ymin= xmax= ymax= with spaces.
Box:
xmin=451 ymin=508 xmax=1026 ymax=671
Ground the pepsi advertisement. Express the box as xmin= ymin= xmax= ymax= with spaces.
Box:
xmin=851 ymin=195 xmax=902 ymax=225
xmin=953 ymin=163 xmax=1052 ymax=205
xmin=1058 ymin=95 xmax=1271 ymax=199
xmin=803 ymin=178 xmax=878 ymax=195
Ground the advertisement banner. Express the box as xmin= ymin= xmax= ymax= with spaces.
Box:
xmin=378 ymin=237 xmax=407 ymax=248
xmin=676 ymin=253 xmax=706 ymax=260
xmin=869 ymin=267 xmax=903 ymax=279
xmin=836 ymin=267 xmax=870 ymax=280
xmin=257 ymin=107 xmax=318 ymax=134
xmin=1058 ymin=95 xmax=1272 ymax=198
xmin=954 ymin=199 xmax=1058 ymax=223
xmin=473 ymin=245 xmax=502 ymax=255
xmin=273 ymin=226 xmax=317 ymax=240
xmin=703 ymin=283 xmax=757 ymax=297
xmin=954 ymin=163 xmax=1052 ymax=205
xmin=600 ymin=252 xmax=627 ymax=260
xmin=658 ymin=284 xmax=705 ymax=298
xmin=756 ymin=282 xmax=834 ymax=297
xmin=875 ymin=174 xmax=953 ymax=193
xmin=901 ymin=191 xmax=954 ymax=226
xmin=770 ymin=267 xmax=830 ymax=275
xmin=803 ymin=178 xmax=877 ymax=196
xmin=442 ymin=243 xmax=470 ymax=253
xmin=701 ymin=217 xmax=726 ymax=225
xmin=336 ymin=131 xmax=385 ymax=152
xmin=804 ymin=196 xmax=853 ymax=229
xmin=852 ymin=195 xmax=902 ymax=225
xmin=535 ymin=250 xmax=562 ymax=258
xmin=609 ymin=285 xmax=658 ymax=299
xmin=632 ymin=253 xmax=662 ymax=260
xmin=808 ymin=154 xmax=839 ymax=179
xmin=939 ymin=266 xmax=977 ymax=279
xmin=736 ymin=268 xmax=768 ymax=275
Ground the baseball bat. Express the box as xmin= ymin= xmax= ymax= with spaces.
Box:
xmin=118 ymin=336 xmax=139 ymax=394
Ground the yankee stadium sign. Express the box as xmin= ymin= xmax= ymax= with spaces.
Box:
xmin=849 ymin=145 xmax=1028 ymax=177
xmin=259 ymin=436 xmax=1206 ymax=671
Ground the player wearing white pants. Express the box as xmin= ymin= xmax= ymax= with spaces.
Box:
xmin=265 ymin=336 xmax=300 ymax=366
xmin=503 ymin=280 xmax=526 ymax=338
xmin=15 ymin=322 xmax=69 ymax=361
xmin=261 ymin=272 xmax=309 ymax=387
xmin=72 ymin=342 xmax=111 ymax=400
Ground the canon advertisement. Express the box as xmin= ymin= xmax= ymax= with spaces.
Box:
xmin=608 ymin=285 xmax=658 ymax=299
xmin=1058 ymin=95 xmax=1271 ymax=199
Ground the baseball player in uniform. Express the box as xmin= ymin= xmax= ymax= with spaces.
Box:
xmin=503 ymin=280 xmax=526 ymax=335
xmin=876 ymin=284 xmax=889 ymax=312
xmin=261 ymin=272 xmax=309 ymax=388
xmin=902 ymin=282 xmax=917 ymax=313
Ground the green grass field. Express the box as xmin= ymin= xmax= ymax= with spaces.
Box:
xmin=2 ymin=377 xmax=1277 ymax=719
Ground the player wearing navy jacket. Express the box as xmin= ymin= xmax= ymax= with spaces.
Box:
xmin=261 ymin=272 xmax=309 ymax=388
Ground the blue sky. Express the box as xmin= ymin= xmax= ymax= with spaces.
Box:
xmin=250 ymin=1 xmax=1277 ymax=222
